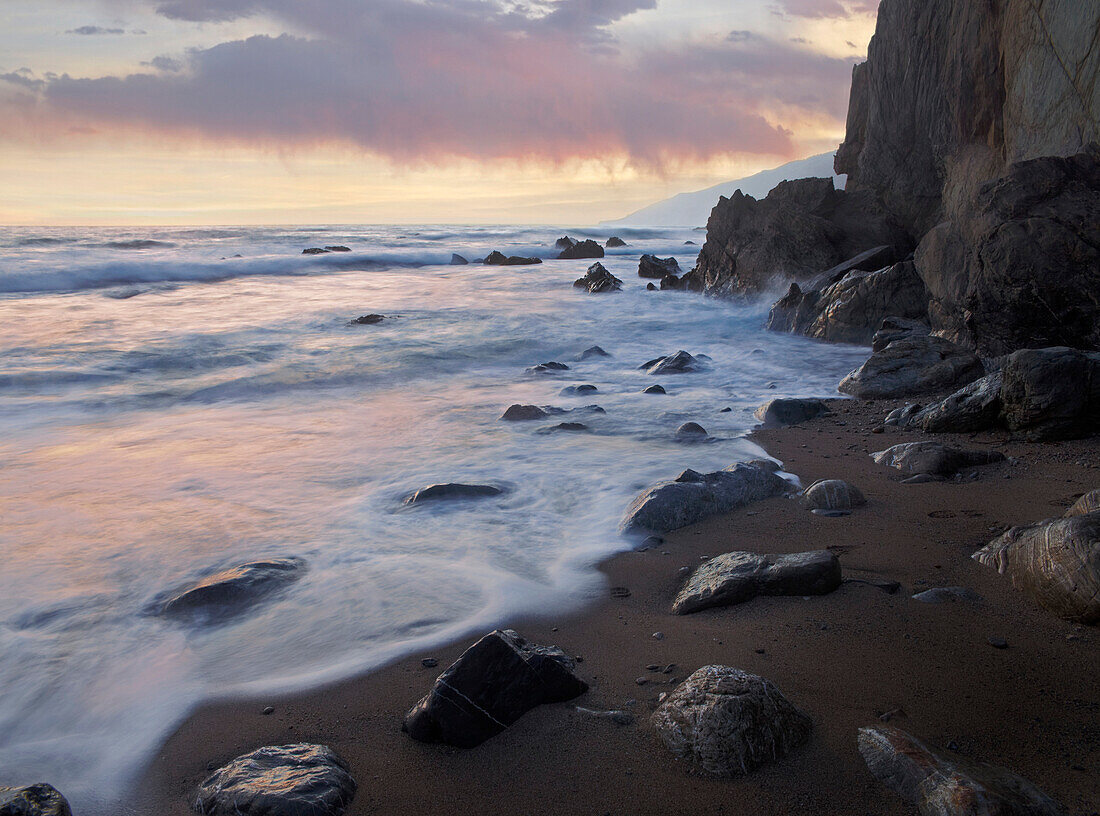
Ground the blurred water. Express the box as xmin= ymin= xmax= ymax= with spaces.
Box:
xmin=0 ymin=225 xmax=868 ymax=811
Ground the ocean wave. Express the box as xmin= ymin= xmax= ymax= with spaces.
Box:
xmin=102 ymin=240 xmax=177 ymax=250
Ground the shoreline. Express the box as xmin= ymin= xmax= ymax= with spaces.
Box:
xmin=139 ymin=397 xmax=1099 ymax=815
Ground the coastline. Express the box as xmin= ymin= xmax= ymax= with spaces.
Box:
xmin=139 ymin=397 xmax=1099 ymax=815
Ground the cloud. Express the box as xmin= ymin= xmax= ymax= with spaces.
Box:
xmin=66 ymin=26 xmax=128 ymax=35
xmin=771 ymin=0 xmax=878 ymax=19
xmin=13 ymin=0 xmax=861 ymax=167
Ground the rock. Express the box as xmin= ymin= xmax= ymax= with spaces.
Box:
xmin=403 ymin=483 xmax=504 ymax=505
xmin=998 ymin=347 xmax=1100 ymax=440
xmin=572 ymin=262 xmax=622 ymax=293
xmin=988 ymin=636 xmax=1009 ymax=649
xmin=813 ymin=509 xmax=851 ymax=517
xmin=554 ymin=236 xmax=576 ymax=249
xmin=1066 ymin=490 xmax=1100 ymax=517
xmin=901 ymin=473 xmax=943 ymax=485
xmin=422 ymin=658 xmax=438 ymax=668
xmin=652 ymin=666 xmax=812 ymax=777
xmin=800 ymin=480 xmax=865 ymax=512
xmin=575 ymin=706 xmax=633 ymax=725
xmin=350 ymin=313 xmax=384 ymax=325
xmin=576 ymin=345 xmax=609 ymax=360
xmin=686 ymin=178 xmax=909 ymax=296
xmin=753 ymin=398 xmax=828 ymax=428
xmin=884 ymin=403 xmax=923 ymax=428
xmin=558 ymin=240 xmax=604 ymax=260
xmin=158 ymin=558 xmax=306 ymax=622
xmin=913 ymin=372 xmax=1004 ymax=433
xmin=302 ymin=247 xmax=330 ymax=255
xmin=619 ymin=462 xmax=790 ymax=536
xmin=538 ymin=422 xmax=589 ymax=434
xmin=766 ymin=260 xmax=929 ymax=346
xmin=871 ymin=442 xmax=1005 ymax=477
xmin=872 ymin=316 xmax=930 ymax=352
xmin=911 ymin=586 xmax=983 ymax=604
xmin=501 ymin=404 xmax=548 ymax=421
xmin=675 ymin=422 xmax=707 ymax=440
xmin=638 ymin=254 xmax=680 ymax=279
xmin=646 ymin=283 xmax=657 ymax=291
xmin=525 ymin=361 xmax=570 ymax=375
xmin=0 ymin=784 xmax=72 ymax=816
xmin=659 ymin=274 xmax=684 ymax=291
xmin=194 ymin=744 xmax=356 ymax=816
xmin=640 ymin=350 xmax=703 ymax=375
xmin=485 ymin=250 xmax=541 ymax=266
xmin=838 ymin=335 xmax=984 ymax=399
xmin=672 ymin=551 xmax=841 ymax=615
xmin=324 ymin=245 xmax=351 ymax=252
xmin=605 ymin=236 xmax=627 ymax=247
xmin=857 ymin=726 xmax=1063 ymax=816
xmin=559 ymin=384 xmax=598 ymax=396
xmin=403 ymin=629 xmax=587 ymax=747
xmin=973 ymin=513 xmax=1100 ymax=623
xmin=449 ymin=253 xmax=468 ymax=265
xmin=642 ymin=384 xmax=666 ymax=395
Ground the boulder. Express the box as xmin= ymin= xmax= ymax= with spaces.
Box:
xmin=485 ymin=251 xmax=541 ymax=266
xmin=872 ymin=316 xmax=930 ymax=353
xmin=350 ymin=313 xmax=384 ymax=325
xmin=652 ymin=666 xmax=812 ymax=777
xmin=858 ymin=726 xmax=1063 ymax=816
xmin=302 ymin=247 xmax=330 ymax=255
xmin=800 ymin=480 xmax=865 ymax=512
xmin=450 ymin=253 xmax=468 ymax=265
xmin=642 ymin=384 xmax=666 ymax=395
xmin=871 ymin=442 xmax=1005 ymax=477
xmin=559 ymin=384 xmax=598 ymax=396
xmin=558 ymin=240 xmax=604 ymax=260
xmin=403 ymin=629 xmax=587 ymax=747
xmin=324 ymin=246 xmax=351 ymax=253
xmin=672 ymin=550 xmax=841 ymax=615
xmin=753 ymin=398 xmax=828 ymax=428
xmin=973 ymin=513 xmax=1100 ymax=624
xmin=501 ymin=404 xmax=548 ymax=421
xmin=0 ymin=784 xmax=72 ymax=816
xmin=403 ymin=483 xmax=504 ymax=505
xmin=605 ymin=236 xmax=627 ymax=247
xmin=576 ymin=345 xmax=609 ymax=360
xmin=884 ymin=403 xmax=923 ymax=428
xmin=195 ymin=744 xmax=356 ymax=816
xmin=838 ymin=335 xmax=984 ymax=399
xmin=913 ymin=371 xmax=1004 ymax=433
xmin=537 ymin=422 xmax=589 ymax=434
xmin=1066 ymin=490 xmax=1100 ymax=518
xmin=572 ymin=262 xmax=622 ymax=294
xmin=675 ymin=422 xmax=708 ymax=440
xmin=638 ymin=254 xmax=681 ymax=279
xmin=554 ymin=236 xmax=576 ymax=249
xmin=998 ymin=347 xmax=1100 ymax=440
xmin=619 ymin=462 xmax=790 ymax=536
xmin=158 ymin=558 xmax=305 ymax=622
xmin=659 ymin=274 xmax=684 ymax=291
xmin=525 ymin=361 xmax=570 ymax=375
xmin=639 ymin=350 xmax=703 ymax=375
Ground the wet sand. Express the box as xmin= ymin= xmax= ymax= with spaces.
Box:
xmin=140 ymin=398 xmax=1100 ymax=815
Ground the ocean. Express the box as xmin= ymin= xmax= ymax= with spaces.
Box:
xmin=0 ymin=225 xmax=870 ymax=811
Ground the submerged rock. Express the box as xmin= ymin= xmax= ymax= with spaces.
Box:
xmin=640 ymin=350 xmax=704 ymax=375
xmin=652 ymin=666 xmax=812 ymax=777
xmin=195 ymin=744 xmax=356 ymax=816
xmin=558 ymin=239 xmax=604 ymax=260
xmin=0 ymin=784 xmax=72 ymax=816
xmin=672 ymin=550 xmax=841 ymax=615
xmin=159 ymin=558 xmax=306 ymax=622
xmin=605 ymin=236 xmax=627 ymax=247
xmin=403 ymin=483 xmax=504 ymax=505
xmin=572 ymin=262 xmax=621 ymax=293
xmin=403 ymin=629 xmax=587 ymax=747
xmin=973 ymin=512 xmax=1100 ymax=623
xmin=525 ymin=361 xmax=571 ymax=375
xmin=674 ymin=422 xmax=708 ymax=440
xmin=485 ymin=251 xmax=541 ymax=266
xmin=501 ymin=404 xmax=549 ymax=421
xmin=349 ymin=313 xmax=385 ymax=325
xmin=559 ymin=384 xmax=598 ymax=396
xmin=302 ymin=247 xmax=330 ymax=255
xmin=450 ymin=253 xmax=469 ymax=265
xmin=858 ymin=726 xmax=1063 ymax=816
xmin=638 ymin=254 xmax=680 ymax=279
xmin=324 ymin=245 xmax=351 ymax=253
xmin=871 ymin=442 xmax=1005 ymax=477
xmin=838 ymin=335 xmax=984 ymax=399
xmin=800 ymin=480 xmax=865 ymax=511
xmin=659 ymin=274 xmax=685 ymax=290
xmin=538 ymin=421 xmax=589 ymax=434
xmin=576 ymin=345 xmax=610 ymax=360
xmin=754 ymin=398 xmax=828 ymax=428
xmin=642 ymin=384 xmax=666 ymax=395
xmin=619 ymin=462 xmax=790 ymax=536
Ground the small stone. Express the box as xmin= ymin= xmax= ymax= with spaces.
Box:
xmin=988 ymin=637 xmax=1009 ymax=649
xmin=262 ymin=706 xmax=275 ymax=715
xmin=652 ymin=632 xmax=664 ymax=640
xmin=635 ymin=677 xmax=649 ymax=686
xmin=643 ymin=384 xmax=667 ymax=395
xmin=610 ymin=586 xmax=631 ymax=599
xmin=812 ymin=508 xmax=851 ymax=517
xmin=646 ymin=664 xmax=660 ymax=671
xmin=421 ymin=658 xmax=439 ymax=668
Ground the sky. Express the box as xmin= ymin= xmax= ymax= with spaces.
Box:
xmin=0 ymin=0 xmax=879 ymax=224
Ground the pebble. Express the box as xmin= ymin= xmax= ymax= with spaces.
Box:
xmin=872 ymin=426 xmax=885 ymax=434
xmin=421 ymin=658 xmax=439 ymax=668
xmin=988 ymin=637 xmax=1009 ymax=649
xmin=652 ymin=632 xmax=664 ymax=640
xmin=754 ymin=648 xmax=765 ymax=654
xmin=609 ymin=586 xmax=631 ymax=599
xmin=662 ymin=663 xmax=676 ymax=674
xmin=812 ymin=508 xmax=851 ymax=517
xmin=262 ymin=706 xmax=275 ymax=715
xmin=646 ymin=664 xmax=660 ymax=671
xmin=635 ymin=677 xmax=648 ymax=686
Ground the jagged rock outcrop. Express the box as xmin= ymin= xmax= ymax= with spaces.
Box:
xmin=484 ymin=251 xmax=541 ymax=266
xmin=573 ymin=262 xmax=622 ymax=293
xmin=638 ymin=254 xmax=680 ymax=279
xmin=558 ymin=239 xmax=604 ymax=260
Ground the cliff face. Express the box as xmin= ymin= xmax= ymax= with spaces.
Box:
xmin=837 ymin=0 xmax=1100 ymax=238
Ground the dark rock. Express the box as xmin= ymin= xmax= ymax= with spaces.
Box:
xmin=914 ymin=371 xmax=1004 ymax=433
xmin=501 ymin=404 xmax=549 ymax=421
xmin=0 ymin=784 xmax=72 ymax=816
xmin=422 ymin=658 xmax=439 ymax=668
xmin=884 ymin=403 xmax=923 ymax=428
xmin=673 ymin=551 xmax=841 ymax=615
xmin=485 ymin=251 xmax=542 ymax=266
xmin=576 ymin=345 xmax=610 ymax=360
xmin=605 ymin=236 xmax=627 ymax=247
xmin=675 ymin=422 xmax=707 ymax=440
xmin=659 ymin=274 xmax=685 ymax=290
xmin=554 ymin=236 xmax=576 ymax=249
xmin=159 ymin=558 xmax=305 ymax=622
xmin=684 ymin=240 xmax=696 ymax=245
xmin=638 ymin=254 xmax=681 ymax=279
xmin=619 ymin=463 xmax=790 ymax=536
xmin=302 ymin=247 xmax=330 ymax=255
xmin=871 ymin=442 xmax=1005 ymax=477
xmin=812 ymin=509 xmax=851 ymax=517
xmin=646 ymin=283 xmax=657 ymax=291
xmin=643 ymin=384 xmax=667 ymax=395
xmin=858 ymin=726 xmax=1063 ymax=816
xmin=559 ymin=384 xmax=598 ymax=396
xmin=838 ymin=335 xmax=984 ymax=399
xmin=998 ymin=347 xmax=1100 ymax=440
xmin=403 ymin=483 xmax=504 ymax=505
xmin=753 ymin=398 xmax=828 ymax=428
xmin=872 ymin=316 xmax=930 ymax=353
xmin=324 ymin=245 xmax=351 ymax=252
xmin=1066 ymin=490 xmax=1100 ymax=517
xmin=450 ymin=253 xmax=469 ymax=265
xmin=973 ymin=512 xmax=1100 ymax=623
xmin=911 ymin=586 xmax=983 ymax=604
xmin=572 ymin=262 xmax=622 ymax=293
xmin=262 ymin=706 xmax=275 ymax=715
xmin=538 ymin=422 xmax=589 ymax=434
xmin=800 ymin=480 xmax=865 ymax=511
xmin=350 ymin=313 xmax=384 ymax=325
xmin=640 ymin=350 xmax=703 ymax=375
xmin=575 ymin=706 xmax=634 ymax=725
xmin=403 ymin=629 xmax=587 ymax=747
xmin=652 ymin=666 xmax=812 ymax=777
xmin=195 ymin=744 xmax=356 ymax=816
xmin=988 ymin=637 xmax=1009 ymax=649
xmin=558 ymin=240 xmax=604 ymax=260
xmin=525 ymin=361 xmax=571 ymax=375
xmin=901 ymin=473 xmax=943 ymax=485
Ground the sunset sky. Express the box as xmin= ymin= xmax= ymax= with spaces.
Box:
xmin=0 ymin=0 xmax=878 ymax=224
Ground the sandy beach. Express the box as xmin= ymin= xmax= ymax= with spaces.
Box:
xmin=139 ymin=398 xmax=1100 ymax=815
